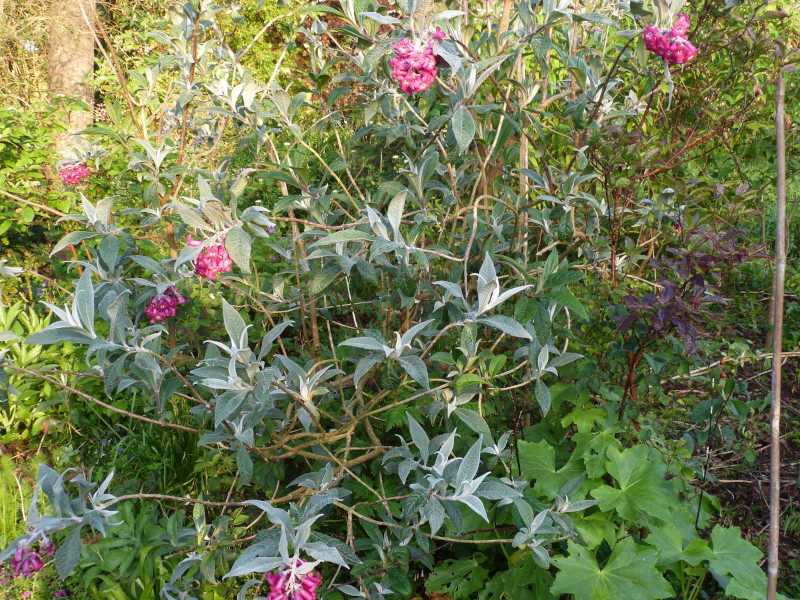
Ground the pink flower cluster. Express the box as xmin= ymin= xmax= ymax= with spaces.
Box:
xmin=144 ymin=287 xmax=186 ymax=324
xmin=390 ymin=27 xmax=446 ymax=94
xmin=266 ymin=560 xmax=322 ymax=600
xmin=10 ymin=544 xmax=49 ymax=579
xmin=643 ymin=14 xmax=698 ymax=65
xmin=59 ymin=163 xmax=90 ymax=185
xmin=187 ymin=235 xmax=233 ymax=279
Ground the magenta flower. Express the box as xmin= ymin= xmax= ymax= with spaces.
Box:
xmin=144 ymin=286 xmax=187 ymax=324
xmin=187 ymin=235 xmax=233 ymax=279
xmin=265 ymin=559 xmax=322 ymax=600
xmin=59 ymin=163 xmax=90 ymax=185
xmin=390 ymin=27 xmax=446 ymax=95
xmin=642 ymin=14 xmax=698 ymax=65
xmin=10 ymin=545 xmax=44 ymax=579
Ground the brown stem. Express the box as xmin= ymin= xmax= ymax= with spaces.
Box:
xmin=767 ymin=69 xmax=786 ymax=600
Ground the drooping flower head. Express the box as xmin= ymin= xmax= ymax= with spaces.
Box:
xmin=144 ymin=287 xmax=187 ymax=324
xmin=265 ymin=559 xmax=322 ymax=600
xmin=10 ymin=545 xmax=44 ymax=579
xmin=390 ymin=26 xmax=447 ymax=95
xmin=187 ymin=235 xmax=233 ymax=279
xmin=643 ymin=14 xmax=697 ymax=65
xmin=59 ymin=162 xmax=90 ymax=185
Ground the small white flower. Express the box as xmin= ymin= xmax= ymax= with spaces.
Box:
xmin=24 ymin=40 xmax=38 ymax=53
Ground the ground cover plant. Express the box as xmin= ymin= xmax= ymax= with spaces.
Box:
xmin=0 ymin=0 xmax=799 ymax=599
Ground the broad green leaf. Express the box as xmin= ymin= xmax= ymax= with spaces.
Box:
xmin=545 ymin=290 xmax=588 ymax=319
xmin=708 ymin=526 xmax=766 ymax=592
xmin=644 ymin=523 xmax=712 ymax=567
xmin=517 ymin=440 xmax=584 ymax=499
xmin=590 ymin=446 xmax=678 ymax=523
xmin=551 ymin=538 xmax=673 ymax=600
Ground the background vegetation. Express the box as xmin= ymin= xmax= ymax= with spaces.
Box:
xmin=0 ymin=0 xmax=798 ymax=599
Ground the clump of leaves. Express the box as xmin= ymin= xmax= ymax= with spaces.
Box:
xmin=616 ymin=229 xmax=765 ymax=409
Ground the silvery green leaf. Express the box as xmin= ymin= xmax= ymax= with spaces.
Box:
xmin=614 ymin=28 xmax=642 ymax=39
xmin=215 ymin=390 xmax=248 ymax=428
xmin=434 ymin=9 xmax=465 ymax=19
xmin=303 ymin=541 xmax=349 ymax=567
xmin=365 ymin=205 xmax=390 ymax=240
xmin=25 ymin=323 xmax=95 ymax=346
xmin=175 ymin=202 xmax=213 ymax=231
xmin=474 ymin=480 xmax=523 ymax=500
xmin=434 ymin=44 xmax=462 ymax=71
xmin=308 ymin=230 xmax=374 ymax=247
xmin=74 ymin=269 xmax=95 ymax=335
xmin=490 ymin=285 xmax=533 ymax=312
xmin=537 ymin=346 xmax=549 ymax=373
xmin=454 ymin=494 xmax=488 ymax=522
xmin=295 ymin=513 xmax=324 ymax=549
xmin=259 ymin=320 xmax=294 ymax=359
xmin=452 ymin=408 xmax=493 ymax=444
xmin=131 ymin=255 xmax=170 ymax=277
xmin=425 ymin=498 xmax=445 ymax=535
xmin=50 ymin=231 xmax=99 ymax=258
xmin=55 ymin=525 xmax=82 ymax=579
xmin=245 ymin=500 xmax=293 ymax=532
xmin=226 ymin=226 xmax=252 ymax=273
xmin=175 ymin=241 xmax=204 ymax=270
xmin=434 ymin=280 xmax=465 ymax=299
xmin=573 ymin=12 xmax=617 ymax=25
xmin=560 ymin=499 xmax=601 ymax=512
xmin=477 ymin=279 xmax=498 ymax=315
xmin=386 ymin=191 xmax=406 ymax=241
xmin=451 ymin=106 xmax=476 ymax=154
xmin=398 ymin=460 xmax=416 ymax=484
xmin=456 ymin=438 xmax=482 ymax=487
xmin=406 ymin=412 xmax=430 ymax=462
xmin=309 ymin=267 xmax=340 ymax=296
xmin=340 ymin=337 xmax=387 ymax=352
xmin=221 ymin=299 xmax=248 ymax=347
xmin=354 ymin=356 xmax=383 ymax=387
xmin=361 ymin=11 xmax=401 ymax=24
xmin=664 ymin=59 xmax=674 ymax=108
xmin=548 ymin=352 xmax=583 ymax=368
xmin=534 ymin=379 xmax=551 ymax=416
xmin=224 ymin=556 xmax=286 ymax=579
xmin=513 ymin=497 xmax=534 ymax=525
xmin=397 ymin=355 xmax=429 ymax=390
xmin=557 ymin=473 xmax=585 ymax=498
xmin=0 ymin=330 xmax=19 ymax=342
xmin=478 ymin=315 xmax=532 ymax=340
xmin=339 ymin=585 xmax=365 ymax=597
xmin=399 ymin=318 xmax=434 ymax=348
xmin=529 ymin=543 xmax=550 ymax=568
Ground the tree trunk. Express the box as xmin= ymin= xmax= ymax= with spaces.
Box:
xmin=47 ymin=0 xmax=95 ymax=152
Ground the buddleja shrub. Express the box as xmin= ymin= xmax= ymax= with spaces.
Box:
xmin=0 ymin=0 xmax=780 ymax=599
